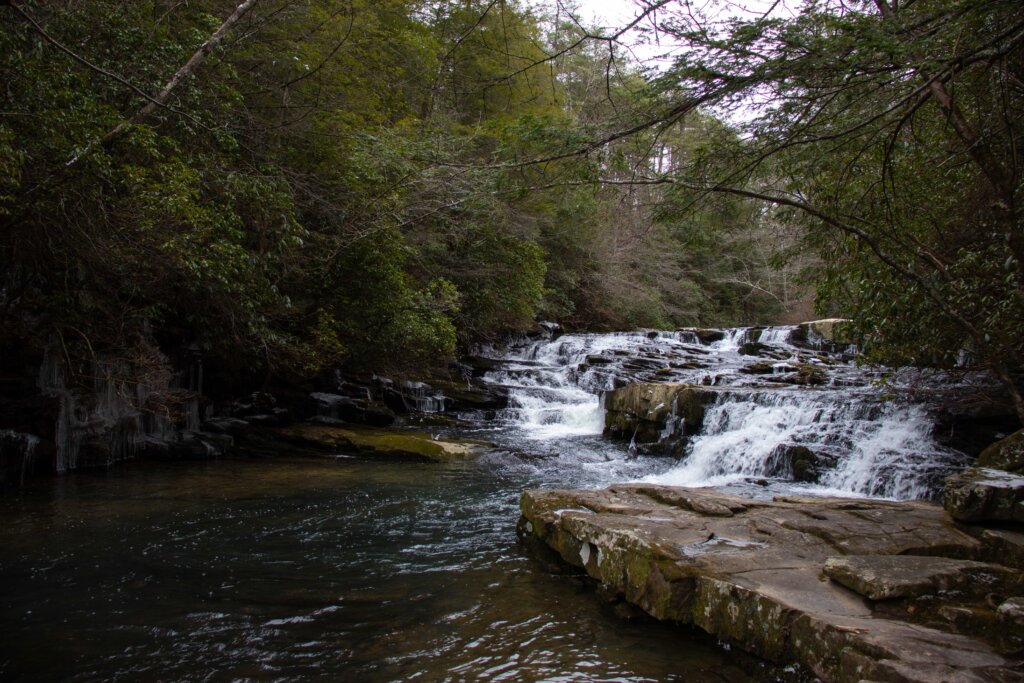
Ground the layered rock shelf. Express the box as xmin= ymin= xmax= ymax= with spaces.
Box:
xmin=519 ymin=484 xmax=1024 ymax=682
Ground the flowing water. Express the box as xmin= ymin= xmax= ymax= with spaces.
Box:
xmin=0 ymin=326 xmax=975 ymax=681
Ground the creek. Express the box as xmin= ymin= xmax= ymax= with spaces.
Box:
xmin=0 ymin=326 xmax=978 ymax=680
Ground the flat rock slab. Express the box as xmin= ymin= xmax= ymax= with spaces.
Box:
xmin=519 ymin=484 xmax=1024 ymax=683
xmin=823 ymin=555 xmax=1019 ymax=601
xmin=274 ymin=423 xmax=490 ymax=462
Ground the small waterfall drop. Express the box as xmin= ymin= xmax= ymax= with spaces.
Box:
xmin=643 ymin=391 xmax=967 ymax=499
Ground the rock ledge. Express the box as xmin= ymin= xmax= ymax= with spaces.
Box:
xmin=519 ymin=484 xmax=1024 ymax=682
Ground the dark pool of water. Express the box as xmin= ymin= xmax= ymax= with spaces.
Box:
xmin=0 ymin=451 xmax=810 ymax=681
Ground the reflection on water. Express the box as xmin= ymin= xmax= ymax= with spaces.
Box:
xmin=0 ymin=455 xmax=805 ymax=681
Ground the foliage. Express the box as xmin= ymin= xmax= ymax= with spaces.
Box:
xmin=0 ymin=0 xmax=801 ymax=394
xmin=555 ymin=0 xmax=1024 ymax=417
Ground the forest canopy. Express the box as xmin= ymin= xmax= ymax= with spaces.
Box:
xmin=0 ymin=0 xmax=1020 ymax=416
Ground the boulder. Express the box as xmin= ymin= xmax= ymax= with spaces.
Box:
xmin=791 ymin=319 xmax=856 ymax=349
xmin=307 ymin=392 xmax=396 ymax=426
xmin=519 ymin=484 xmax=1022 ymax=682
xmin=536 ymin=320 xmax=562 ymax=337
xmin=944 ymin=467 xmax=1024 ymax=524
xmin=602 ymin=383 xmax=715 ymax=445
xmin=768 ymin=444 xmax=829 ymax=482
xmin=201 ymin=417 xmax=251 ymax=435
xmin=977 ymin=429 xmax=1024 ymax=472
xmin=685 ymin=328 xmax=725 ymax=345
xmin=738 ymin=341 xmax=770 ymax=356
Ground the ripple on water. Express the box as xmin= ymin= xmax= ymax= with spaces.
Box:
xmin=0 ymin=458 xmax=809 ymax=682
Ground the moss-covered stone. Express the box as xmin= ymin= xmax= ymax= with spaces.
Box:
xmin=275 ymin=423 xmax=488 ymax=462
xmin=977 ymin=429 xmax=1024 ymax=472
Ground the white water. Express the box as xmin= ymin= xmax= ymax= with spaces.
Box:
xmin=478 ymin=327 xmax=971 ymax=500
xmin=644 ymin=391 xmax=965 ymax=499
xmin=482 ymin=333 xmax=654 ymax=439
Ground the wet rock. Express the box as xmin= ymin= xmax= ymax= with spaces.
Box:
xmin=536 ymin=320 xmax=562 ymax=338
xmin=425 ymin=378 xmax=508 ymax=413
xmin=944 ymin=467 xmax=1024 ymax=524
xmin=202 ymin=417 xmax=250 ymax=435
xmin=519 ymin=484 xmax=1021 ymax=682
xmin=738 ymin=342 xmax=770 ymax=357
xmin=676 ymin=328 xmax=725 ymax=345
xmin=231 ymin=391 xmax=277 ymax=418
xmin=739 ymin=360 xmax=779 ymax=375
xmin=603 ymin=383 xmax=715 ymax=445
xmin=459 ymin=355 xmax=507 ymax=377
xmin=310 ymin=392 xmax=364 ymax=419
xmin=998 ymin=597 xmax=1024 ymax=630
xmin=823 ymin=555 xmax=1019 ymax=601
xmin=274 ymin=423 xmax=490 ymax=463
xmin=791 ymin=319 xmax=855 ymax=350
xmin=307 ymin=392 xmax=395 ymax=426
xmin=770 ymin=365 xmax=827 ymax=386
xmin=934 ymin=396 xmax=1020 ymax=457
xmin=768 ymin=444 xmax=827 ymax=483
xmin=980 ymin=528 xmax=1024 ymax=567
xmin=977 ymin=429 xmax=1024 ymax=472
xmin=136 ymin=431 xmax=232 ymax=460
xmin=244 ymin=408 xmax=290 ymax=427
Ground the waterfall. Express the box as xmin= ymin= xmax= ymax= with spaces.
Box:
xmin=482 ymin=332 xmax=682 ymax=439
xmin=478 ymin=325 xmax=972 ymax=500
xmin=757 ymin=327 xmax=793 ymax=345
xmin=643 ymin=391 xmax=968 ymax=499
xmin=401 ymin=381 xmax=446 ymax=413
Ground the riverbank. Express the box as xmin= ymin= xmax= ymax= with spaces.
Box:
xmin=518 ymin=484 xmax=1024 ymax=682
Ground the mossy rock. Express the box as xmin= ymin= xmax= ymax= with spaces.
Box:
xmin=977 ymin=429 xmax=1024 ymax=472
xmin=603 ymin=383 xmax=715 ymax=444
xmin=275 ymin=423 xmax=489 ymax=463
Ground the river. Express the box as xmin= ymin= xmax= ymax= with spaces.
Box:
xmin=0 ymin=326 xmax=975 ymax=681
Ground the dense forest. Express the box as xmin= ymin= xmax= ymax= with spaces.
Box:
xmin=0 ymin=0 xmax=1021 ymax=417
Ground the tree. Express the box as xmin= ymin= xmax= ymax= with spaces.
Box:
xmin=514 ymin=0 xmax=1024 ymax=420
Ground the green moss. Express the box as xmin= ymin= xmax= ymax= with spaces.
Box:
xmin=277 ymin=424 xmax=484 ymax=462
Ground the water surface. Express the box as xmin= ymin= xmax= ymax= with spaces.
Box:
xmin=0 ymin=456 xmax=804 ymax=681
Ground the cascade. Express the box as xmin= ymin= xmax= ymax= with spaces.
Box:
xmin=477 ymin=325 xmax=972 ymax=500
xmin=401 ymin=381 xmax=446 ymax=413
xmin=645 ymin=390 xmax=967 ymax=499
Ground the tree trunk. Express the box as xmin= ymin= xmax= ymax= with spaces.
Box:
xmin=102 ymin=0 xmax=257 ymax=144
xmin=134 ymin=0 xmax=258 ymax=122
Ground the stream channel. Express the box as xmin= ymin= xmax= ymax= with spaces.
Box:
xmin=0 ymin=327 xmax=977 ymax=681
